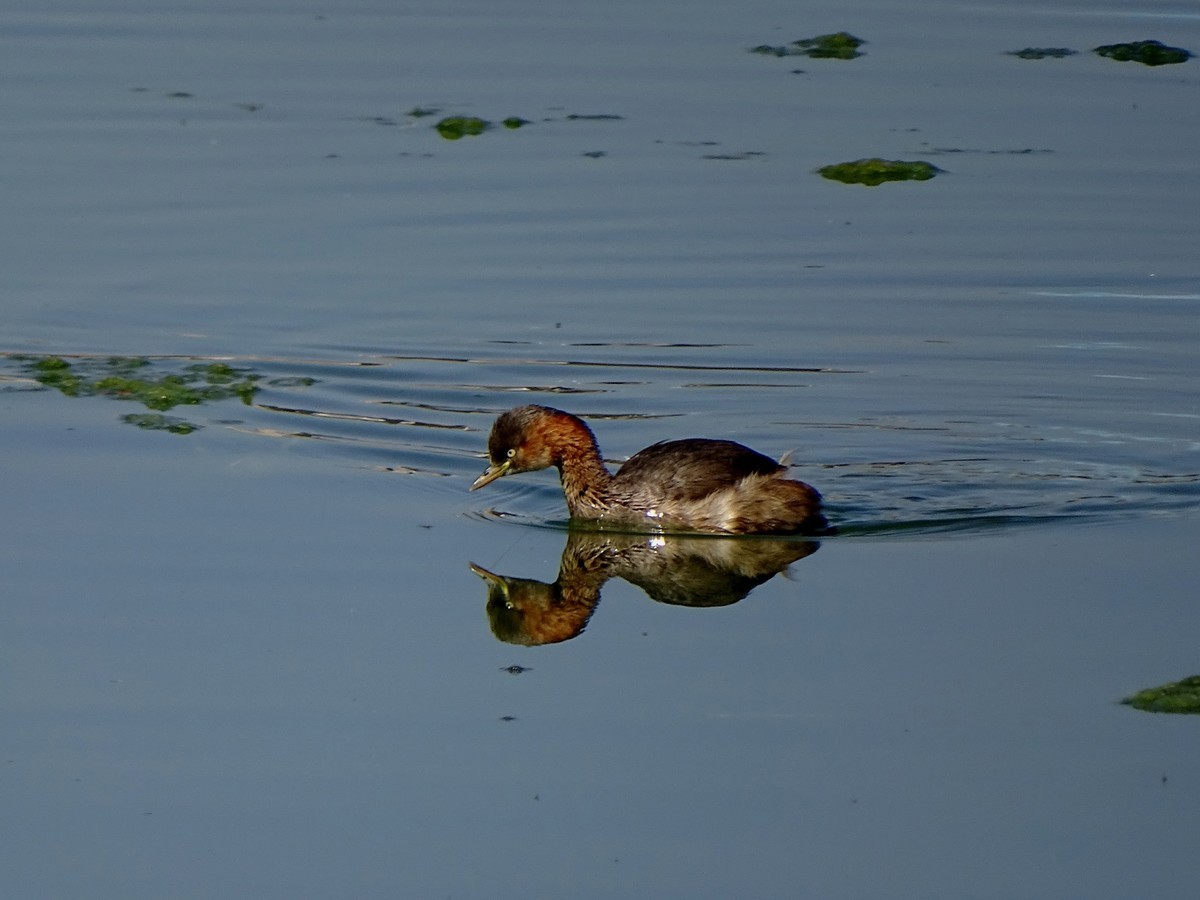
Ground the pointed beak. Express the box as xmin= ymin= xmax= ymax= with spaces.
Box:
xmin=469 ymin=561 xmax=502 ymax=584
xmin=469 ymin=562 xmax=511 ymax=604
xmin=469 ymin=460 xmax=509 ymax=491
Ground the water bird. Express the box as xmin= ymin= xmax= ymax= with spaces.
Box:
xmin=470 ymin=405 xmax=826 ymax=535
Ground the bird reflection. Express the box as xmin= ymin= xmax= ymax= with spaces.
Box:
xmin=470 ymin=529 xmax=818 ymax=645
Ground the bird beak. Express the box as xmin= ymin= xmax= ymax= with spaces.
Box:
xmin=469 ymin=561 xmax=503 ymax=584
xmin=469 ymin=562 xmax=513 ymax=609
xmin=470 ymin=460 xmax=509 ymax=491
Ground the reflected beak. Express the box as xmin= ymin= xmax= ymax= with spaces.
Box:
xmin=470 ymin=460 xmax=509 ymax=491
xmin=469 ymin=561 xmax=513 ymax=610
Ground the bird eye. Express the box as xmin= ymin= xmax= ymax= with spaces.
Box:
xmin=506 ymin=448 xmax=516 ymax=458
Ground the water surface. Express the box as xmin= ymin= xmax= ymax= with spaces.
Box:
xmin=2 ymin=1 xmax=1198 ymax=897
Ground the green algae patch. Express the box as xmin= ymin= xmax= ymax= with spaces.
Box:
xmin=1007 ymin=47 xmax=1077 ymax=60
xmin=121 ymin=413 xmax=201 ymax=435
xmin=752 ymin=31 xmax=864 ymax=60
xmin=1122 ymin=675 xmax=1200 ymax=714
xmin=24 ymin=355 xmax=260 ymax=433
xmin=818 ymin=157 xmax=940 ymax=186
xmin=30 ymin=355 xmax=87 ymax=395
xmin=435 ymin=115 xmax=532 ymax=139
xmin=795 ymin=32 xmax=865 ymax=59
xmin=93 ymin=373 xmax=201 ymax=410
xmin=435 ymin=116 xmax=490 ymax=140
xmin=1093 ymin=40 xmax=1191 ymax=66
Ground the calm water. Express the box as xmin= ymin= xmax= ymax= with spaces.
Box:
xmin=3 ymin=1 xmax=1199 ymax=898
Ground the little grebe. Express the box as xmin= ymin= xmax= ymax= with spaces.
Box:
xmin=470 ymin=405 xmax=826 ymax=535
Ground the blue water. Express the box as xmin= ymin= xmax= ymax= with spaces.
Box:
xmin=2 ymin=2 xmax=1198 ymax=898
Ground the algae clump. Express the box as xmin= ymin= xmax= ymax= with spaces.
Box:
xmin=435 ymin=116 xmax=490 ymax=140
xmin=1007 ymin=47 xmax=1077 ymax=60
xmin=121 ymin=413 xmax=201 ymax=435
xmin=1093 ymin=39 xmax=1191 ymax=66
xmin=30 ymin=355 xmax=87 ymax=395
xmin=751 ymin=31 xmax=865 ymax=60
xmin=1121 ymin=675 xmax=1200 ymax=714
xmin=24 ymin=355 xmax=260 ymax=434
xmin=794 ymin=32 xmax=865 ymax=59
xmin=818 ymin=158 xmax=940 ymax=186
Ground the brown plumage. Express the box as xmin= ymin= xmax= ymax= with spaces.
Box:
xmin=470 ymin=405 xmax=826 ymax=535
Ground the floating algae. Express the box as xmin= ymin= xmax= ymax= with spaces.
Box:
xmin=435 ymin=116 xmax=490 ymax=140
xmin=23 ymin=355 xmax=260 ymax=434
xmin=1093 ymin=39 xmax=1191 ymax=66
xmin=435 ymin=115 xmax=533 ymax=139
xmin=817 ymin=157 xmax=940 ymax=186
xmin=121 ymin=413 xmax=201 ymax=435
xmin=1121 ymin=675 xmax=1200 ymax=714
xmin=1006 ymin=47 xmax=1077 ymax=60
xmin=751 ymin=31 xmax=865 ymax=60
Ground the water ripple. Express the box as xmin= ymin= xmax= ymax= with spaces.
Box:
xmin=5 ymin=347 xmax=1196 ymax=537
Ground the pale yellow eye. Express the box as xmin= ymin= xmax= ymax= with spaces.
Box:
xmin=506 ymin=448 xmax=516 ymax=458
